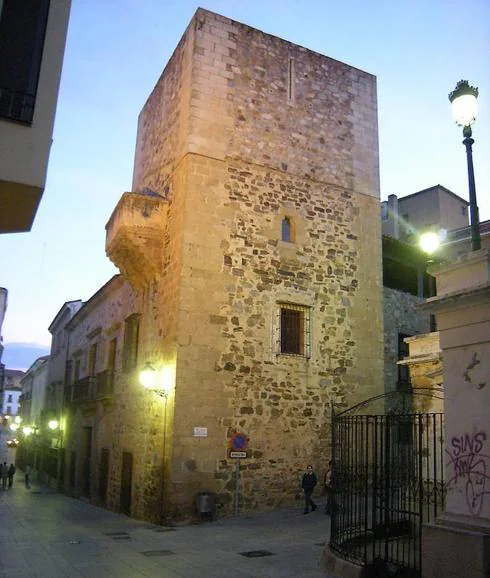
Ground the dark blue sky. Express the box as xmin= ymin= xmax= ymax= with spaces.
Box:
xmin=1 ymin=0 xmax=489 ymax=357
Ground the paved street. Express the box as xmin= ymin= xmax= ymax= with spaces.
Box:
xmin=0 ymin=475 xmax=331 ymax=577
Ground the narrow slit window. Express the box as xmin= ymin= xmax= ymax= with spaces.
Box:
xmin=282 ymin=217 xmax=292 ymax=242
xmin=288 ymin=57 xmax=295 ymax=104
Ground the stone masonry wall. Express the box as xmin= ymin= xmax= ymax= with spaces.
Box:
xmin=189 ymin=9 xmax=379 ymax=198
xmin=121 ymin=8 xmax=383 ymax=519
xmin=131 ymin=19 xmax=194 ymax=196
xmin=383 ymin=286 xmax=431 ymax=393
xmin=167 ymin=153 xmax=383 ymax=515
xmin=63 ymin=277 xmax=170 ymax=523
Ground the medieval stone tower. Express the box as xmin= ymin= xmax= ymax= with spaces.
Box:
xmin=106 ymin=8 xmax=383 ymax=520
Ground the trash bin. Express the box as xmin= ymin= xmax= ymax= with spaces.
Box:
xmin=196 ymin=491 xmax=216 ymax=521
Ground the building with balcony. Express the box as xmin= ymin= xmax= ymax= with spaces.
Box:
xmin=0 ymin=0 xmax=71 ymax=233
xmin=101 ymin=8 xmax=384 ymax=522
xmin=61 ymin=276 xmax=139 ymax=504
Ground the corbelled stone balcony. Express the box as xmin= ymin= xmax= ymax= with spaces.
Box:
xmin=106 ymin=191 xmax=167 ymax=288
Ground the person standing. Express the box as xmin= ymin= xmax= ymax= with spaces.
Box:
xmin=323 ymin=460 xmax=333 ymax=514
xmin=8 ymin=464 xmax=16 ymax=488
xmin=1 ymin=461 xmax=8 ymax=490
xmin=301 ymin=464 xmax=318 ymax=514
xmin=24 ymin=464 xmax=31 ymax=489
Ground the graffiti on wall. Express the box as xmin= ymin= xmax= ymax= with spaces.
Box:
xmin=446 ymin=431 xmax=489 ymax=516
xmin=463 ymin=352 xmax=487 ymax=390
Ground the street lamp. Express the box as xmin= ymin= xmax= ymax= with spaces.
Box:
xmin=139 ymin=361 xmax=172 ymax=524
xmin=448 ymin=80 xmax=480 ymax=251
xmin=419 ymin=231 xmax=441 ymax=256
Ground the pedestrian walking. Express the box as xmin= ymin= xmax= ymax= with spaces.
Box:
xmin=301 ymin=464 xmax=317 ymax=514
xmin=323 ymin=460 xmax=333 ymax=514
xmin=24 ymin=464 xmax=31 ymax=489
xmin=8 ymin=463 xmax=16 ymax=488
xmin=1 ymin=461 xmax=8 ymax=489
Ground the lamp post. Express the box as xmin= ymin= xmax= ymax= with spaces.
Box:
xmin=139 ymin=362 xmax=170 ymax=525
xmin=448 ymin=80 xmax=480 ymax=251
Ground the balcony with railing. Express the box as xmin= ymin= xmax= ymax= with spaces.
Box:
xmin=95 ymin=370 xmax=115 ymax=399
xmin=72 ymin=377 xmax=96 ymax=403
xmin=105 ymin=191 xmax=167 ymax=288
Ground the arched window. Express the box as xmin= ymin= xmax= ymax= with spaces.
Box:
xmin=282 ymin=217 xmax=292 ymax=242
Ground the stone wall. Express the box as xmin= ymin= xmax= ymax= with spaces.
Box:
xmin=105 ymin=8 xmax=384 ymax=521
xmin=383 ymin=286 xmax=431 ymax=393
xmin=62 ymin=276 xmax=171 ymax=522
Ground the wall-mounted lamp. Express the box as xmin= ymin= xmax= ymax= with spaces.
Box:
xmin=139 ymin=362 xmax=171 ymax=398
xmin=48 ymin=419 xmax=59 ymax=430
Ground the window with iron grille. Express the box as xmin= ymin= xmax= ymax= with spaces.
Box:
xmin=122 ymin=314 xmax=140 ymax=372
xmin=278 ymin=303 xmax=310 ymax=357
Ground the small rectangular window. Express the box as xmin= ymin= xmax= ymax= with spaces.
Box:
xmin=107 ymin=338 xmax=117 ymax=371
xmin=123 ymin=314 xmax=140 ymax=372
xmin=278 ymin=303 xmax=310 ymax=357
xmin=380 ymin=203 xmax=388 ymax=221
xmin=88 ymin=343 xmax=98 ymax=376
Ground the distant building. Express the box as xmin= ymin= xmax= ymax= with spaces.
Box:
xmin=19 ymin=356 xmax=49 ymax=427
xmin=381 ymin=184 xmax=489 ymax=401
xmin=46 ymin=299 xmax=83 ymax=416
xmin=62 ymin=276 xmax=139 ymax=503
xmin=0 ymin=0 xmax=71 ymax=233
xmin=381 ymin=185 xmax=469 ymax=243
xmin=1 ymin=368 xmax=25 ymax=415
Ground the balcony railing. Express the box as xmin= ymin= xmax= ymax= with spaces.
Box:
xmin=66 ymin=372 xmax=115 ymax=405
xmin=0 ymin=87 xmax=35 ymax=124
xmin=96 ymin=370 xmax=115 ymax=398
xmin=72 ymin=377 xmax=96 ymax=403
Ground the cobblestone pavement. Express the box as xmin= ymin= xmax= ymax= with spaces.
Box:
xmin=0 ymin=475 xmax=333 ymax=577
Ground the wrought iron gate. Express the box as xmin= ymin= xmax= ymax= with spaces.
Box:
xmin=330 ymin=392 xmax=445 ymax=577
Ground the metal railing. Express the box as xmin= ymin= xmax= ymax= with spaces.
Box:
xmin=72 ymin=377 xmax=96 ymax=403
xmin=0 ymin=87 xmax=35 ymax=123
xmin=65 ymin=372 xmax=115 ymax=405
xmin=330 ymin=405 xmax=445 ymax=577
xmin=95 ymin=370 xmax=115 ymax=398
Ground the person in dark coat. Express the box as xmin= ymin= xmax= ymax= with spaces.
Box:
xmin=8 ymin=464 xmax=15 ymax=488
xmin=301 ymin=464 xmax=318 ymax=514
xmin=1 ymin=462 xmax=7 ymax=489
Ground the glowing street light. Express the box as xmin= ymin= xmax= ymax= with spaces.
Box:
xmin=419 ymin=231 xmax=441 ymax=255
xmin=449 ymin=80 xmax=480 ymax=251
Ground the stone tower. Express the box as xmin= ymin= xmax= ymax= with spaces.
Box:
xmin=106 ymin=8 xmax=383 ymax=519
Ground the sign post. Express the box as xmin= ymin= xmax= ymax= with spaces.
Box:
xmin=228 ymin=432 xmax=248 ymax=516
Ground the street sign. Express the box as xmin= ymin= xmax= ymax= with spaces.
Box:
xmin=193 ymin=427 xmax=208 ymax=437
xmin=230 ymin=432 xmax=248 ymax=451
xmin=229 ymin=450 xmax=247 ymax=459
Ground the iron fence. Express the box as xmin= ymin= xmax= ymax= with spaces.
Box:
xmin=330 ymin=398 xmax=445 ymax=577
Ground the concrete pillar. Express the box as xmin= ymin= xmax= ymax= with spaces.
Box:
xmin=420 ymin=248 xmax=490 ymax=578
